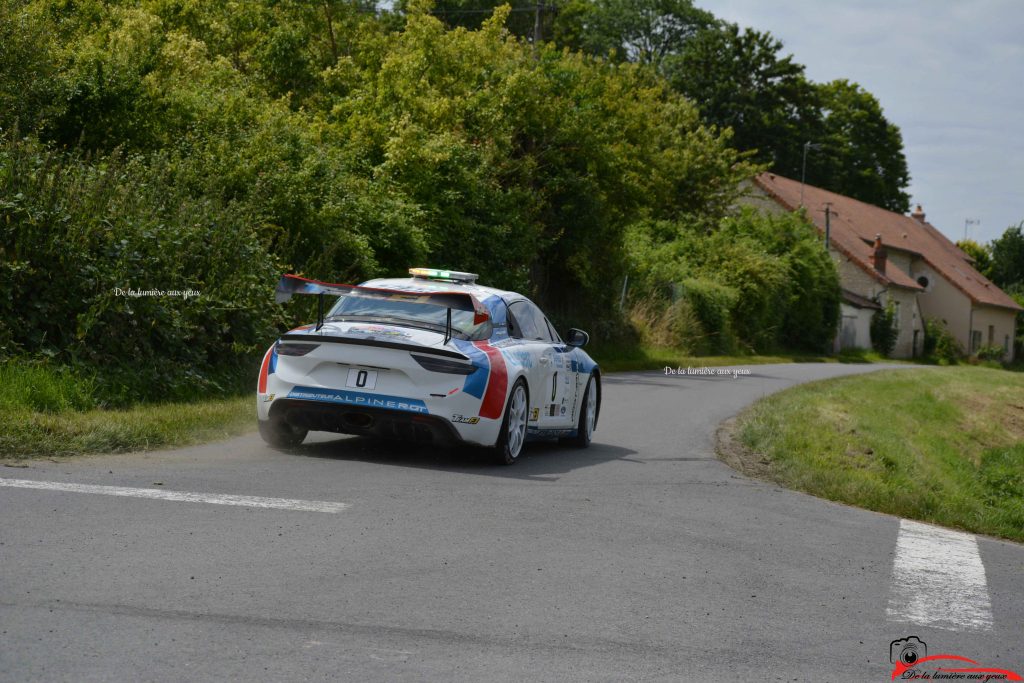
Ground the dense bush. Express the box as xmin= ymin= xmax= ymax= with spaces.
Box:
xmin=975 ymin=346 xmax=1006 ymax=362
xmin=870 ymin=301 xmax=898 ymax=357
xmin=0 ymin=134 xmax=283 ymax=405
xmin=625 ymin=208 xmax=840 ymax=354
xmin=923 ymin=317 xmax=963 ymax=365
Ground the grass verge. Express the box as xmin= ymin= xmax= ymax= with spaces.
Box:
xmin=1 ymin=397 xmax=254 ymax=460
xmin=1 ymin=360 xmax=255 ymax=459
xmin=723 ymin=366 xmax=1024 ymax=543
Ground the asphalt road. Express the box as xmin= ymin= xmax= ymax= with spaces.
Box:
xmin=2 ymin=364 xmax=1021 ymax=682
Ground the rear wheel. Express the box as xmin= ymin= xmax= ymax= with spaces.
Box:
xmin=569 ymin=373 xmax=598 ymax=448
xmin=258 ymin=418 xmax=308 ymax=448
xmin=492 ymin=379 xmax=528 ymax=465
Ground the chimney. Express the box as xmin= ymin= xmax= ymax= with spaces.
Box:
xmin=870 ymin=234 xmax=887 ymax=274
xmin=911 ymin=204 xmax=925 ymax=222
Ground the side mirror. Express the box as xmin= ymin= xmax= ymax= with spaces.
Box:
xmin=565 ymin=328 xmax=590 ymax=347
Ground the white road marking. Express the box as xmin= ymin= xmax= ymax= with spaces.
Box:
xmin=886 ymin=519 xmax=993 ymax=632
xmin=0 ymin=478 xmax=349 ymax=513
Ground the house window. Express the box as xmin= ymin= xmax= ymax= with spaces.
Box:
xmin=893 ymin=301 xmax=901 ymax=327
xmin=917 ymin=275 xmax=929 ymax=289
xmin=988 ymin=325 xmax=995 ymax=347
xmin=1007 ymin=335 xmax=1012 ymax=352
xmin=971 ymin=330 xmax=982 ymax=353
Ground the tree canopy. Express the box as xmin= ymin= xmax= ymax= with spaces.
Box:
xmin=429 ymin=1 xmax=913 ymax=212
xmin=11 ymin=0 xmax=841 ymax=401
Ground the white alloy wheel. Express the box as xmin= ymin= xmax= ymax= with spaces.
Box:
xmin=493 ymin=380 xmax=529 ymax=465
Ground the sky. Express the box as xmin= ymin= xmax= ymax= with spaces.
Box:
xmin=699 ymin=0 xmax=1024 ymax=245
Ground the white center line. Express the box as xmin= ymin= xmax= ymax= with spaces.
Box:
xmin=886 ymin=518 xmax=993 ymax=632
xmin=0 ymin=478 xmax=349 ymax=513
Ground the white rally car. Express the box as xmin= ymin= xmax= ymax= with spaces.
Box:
xmin=257 ymin=268 xmax=600 ymax=464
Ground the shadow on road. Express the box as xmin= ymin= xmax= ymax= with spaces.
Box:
xmin=285 ymin=435 xmax=639 ymax=481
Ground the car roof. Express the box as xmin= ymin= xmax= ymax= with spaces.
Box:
xmin=360 ymin=277 xmax=524 ymax=303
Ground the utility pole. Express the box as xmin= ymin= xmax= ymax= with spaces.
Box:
xmin=823 ymin=202 xmax=834 ymax=251
xmin=800 ymin=141 xmax=822 ymax=207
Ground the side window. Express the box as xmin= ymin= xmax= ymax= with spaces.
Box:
xmin=508 ymin=302 xmax=540 ymax=340
xmin=544 ymin=317 xmax=561 ymax=343
xmin=524 ymin=303 xmax=553 ymax=342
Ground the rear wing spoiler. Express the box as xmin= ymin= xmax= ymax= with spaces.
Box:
xmin=274 ymin=274 xmax=490 ymax=336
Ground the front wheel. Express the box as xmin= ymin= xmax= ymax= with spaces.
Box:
xmin=258 ymin=419 xmax=308 ymax=448
xmin=569 ymin=373 xmax=598 ymax=448
xmin=492 ymin=379 xmax=528 ymax=465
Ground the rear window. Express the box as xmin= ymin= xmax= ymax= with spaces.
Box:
xmin=326 ymin=295 xmax=492 ymax=341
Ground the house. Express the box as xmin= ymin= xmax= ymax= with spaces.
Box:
xmin=741 ymin=173 xmax=1021 ymax=361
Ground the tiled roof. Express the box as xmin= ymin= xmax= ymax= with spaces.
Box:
xmin=753 ymin=173 xmax=1022 ymax=312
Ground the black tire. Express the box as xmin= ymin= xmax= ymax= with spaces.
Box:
xmin=492 ymin=379 xmax=529 ymax=465
xmin=569 ymin=373 xmax=598 ymax=448
xmin=258 ymin=418 xmax=308 ymax=448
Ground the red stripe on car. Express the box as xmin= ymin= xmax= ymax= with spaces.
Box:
xmin=474 ymin=341 xmax=508 ymax=419
xmin=258 ymin=346 xmax=273 ymax=393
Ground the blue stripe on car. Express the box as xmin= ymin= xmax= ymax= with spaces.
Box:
xmin=286 ymin=386 xmax=429 ymax=414
xmin=453 ymin=339 xmax=489 ymax=398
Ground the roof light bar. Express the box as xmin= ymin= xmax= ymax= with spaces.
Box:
xmin=408 ymin=267 xmax=478 ymax=284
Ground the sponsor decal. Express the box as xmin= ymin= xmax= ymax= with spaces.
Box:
xmin=286 ymin=386 xmax=428 ymax=414
xmin=889 ymin=636 xmax=1021 ymax=681
xmin=451 ymin=414 xmax=480 ymax=424
xmin=529 ymin=407 xmax=540 ymax=421
xmin=560 ymin=405 xmax=566 ymax=415
xmin=507 ymin=350 xmax=534 ymax=368
xmin=263 ymin=393 xmax=275 ymax=403
xmin=548 ymin=404 xmax=558 ymax=417
xmin=551 ymin=372 xmax=558 ymax=401
xmin=526 ymin=426 xmax=576 ymax=438
xmin=344 ymin=325 xmax=412 ymax=339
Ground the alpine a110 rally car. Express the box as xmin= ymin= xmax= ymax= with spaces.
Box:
xmin=257 ymin=268 xmax=600 ymax=464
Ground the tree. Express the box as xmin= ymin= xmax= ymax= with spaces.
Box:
xmin=667 ymin=23 xmax=820 ymax=178
xmin=425 ymin=0 xmax=557 ymax=41
xmin=554 ymin=0 xmax=714 ymax=65
xmin=815 ymin=79 xmax=910 ymax=212
xmin=989 ymin=222 xmax=1024 ymax=293
xmin=956 ymin=239 xmax=993 ymax=278
xmin=668 ymin=24 xmax=910 ymax=212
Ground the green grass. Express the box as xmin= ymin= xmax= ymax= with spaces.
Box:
xmin=0 ymin=361 xmax=254 ymax=459
xmin=1 ymin=397 xmax=254 ymax=459
xmin=733 ymin=366 xmax=1024 ymax=542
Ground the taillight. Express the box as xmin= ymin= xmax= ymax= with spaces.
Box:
xmin=275 ymin=342 xmax=319 ymax=356
xmin=411 ymin=353 xmax=476 ymax=375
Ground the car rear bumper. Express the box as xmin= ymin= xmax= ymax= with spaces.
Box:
xmin=268 ymin=398 xmax=463 ymax=445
